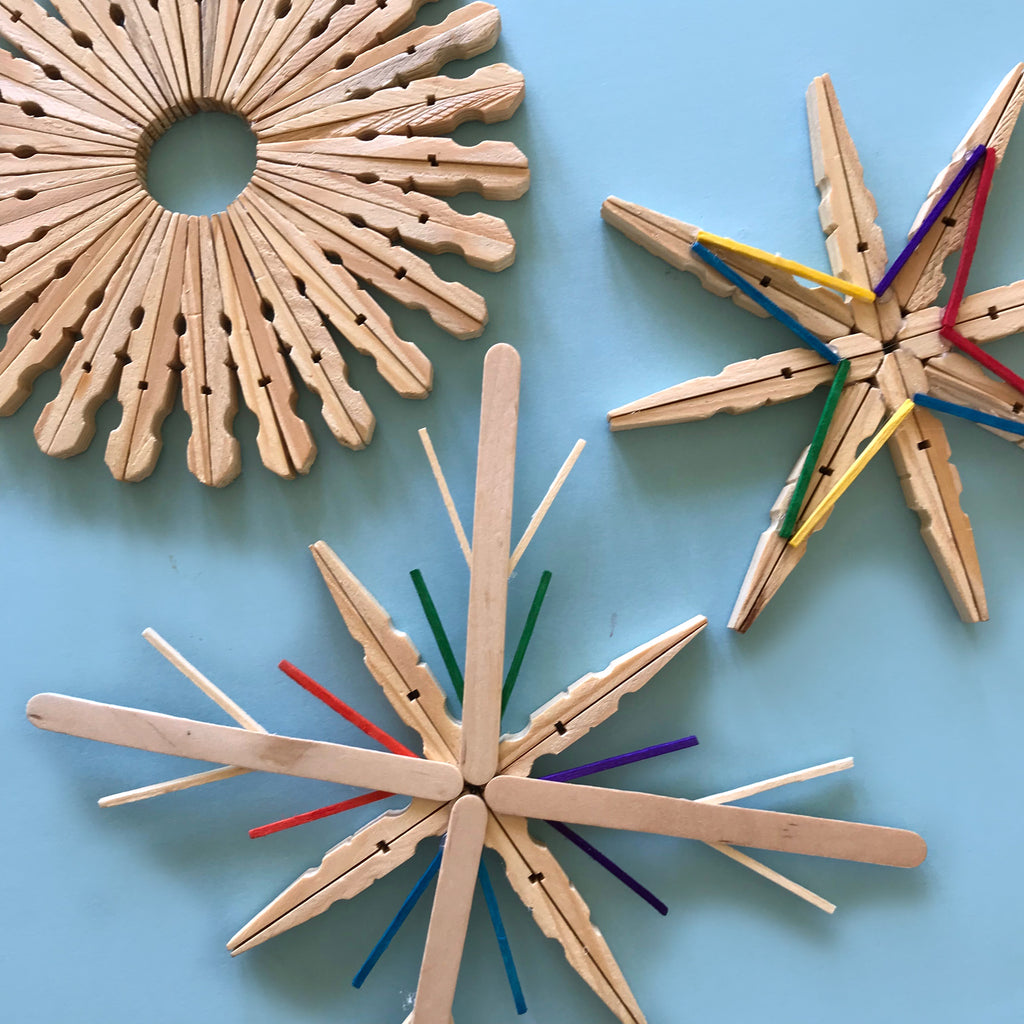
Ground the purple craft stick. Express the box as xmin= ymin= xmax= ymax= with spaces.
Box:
xmin=540 ymin=735 xmax=698 ymax=784
xmin=873 ymin=144 xmax=986 ymax=297
xmin=545 ymin=820 xmax=668 ymax=915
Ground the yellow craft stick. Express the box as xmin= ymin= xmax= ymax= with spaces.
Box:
xmin=789 ymin=399 xmax=916 ymax=547
xmin=697 ymin=230 xmax=876 ymax=303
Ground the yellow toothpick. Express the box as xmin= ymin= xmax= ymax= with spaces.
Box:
xmin=696 ymin=230 xmax=876 ymax=302
xmin=789 ymin=399 xmax=916 ymax=547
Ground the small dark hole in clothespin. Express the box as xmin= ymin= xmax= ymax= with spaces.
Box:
xmin=138 ymin=380 xmax=149 ymax=391
xmin=988 ymin=306 xmax=999 ymax=320
xmin=394 ymin=267 xmax=407 ymax=280
xmin=335 ymin=54 xmax=354 ymax=69
xmin=780 ymin=367 xmax=794 ymax=379
xmin=311 ymin=351 xmax=322 ymax=363
xmin=759 ymin=276 xmax=771 ymax=288
xmin=201 ymin=385 xmax=212 ymax=395
xmin=418 ymin=213 xmax=429 ymax=224
xmin=856 ymin=241 xmax=869 ymax=252
xmin=9 ymin=10 xmax=22 ymax=23
xmin=257 ymin=376 xmax=271 ymax=388
xmin=173 ymin=312 xmax=186 ymax=335
xmin=20 ymin=101 xmax=43 ymax=117
xmin=941 ymin=216 xmax=957 ymax=228
xmin=1013 ymin=403 xmax=1024 ymax=415
xmin=528 ymin=872 xmax=544 ymax=884
xmin=376 ymin=840 xmax=390 ymax=853
xmin=818 ymin=465 xmax=834 ymax=476
xmin=427 ymin=154 xmax=439 ymax=167
xmin=406 ymin=689 xmax=421 ymax=701
xmin=130 ymin=307 xmax=145 ymax=329
xmin=917 ymin=439 xmax=931 ymax=450
xmin=108 ymin=3 xmax=125 ymax=26
xmin=354 ymin=313 xmax=367 ymax=325
xmin=70 ymin=29 xmax=93 ymax=49
xmin=294 ymin=276 xmax=306 ymax=296
xmin=553 ymin=721 xmax=567 ymax=735
xmin=219 ymin=312 xmax=232 ymax=333
xmin=43 ymin=65 xmax=60 ymax=79
xmin=82 ymin=361 xmax=92 ymax=373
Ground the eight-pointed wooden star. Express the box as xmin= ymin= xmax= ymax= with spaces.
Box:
xmin=605 ymin=66 xmax=1024 ymax=631
xmin=27 ymin=346 xmax=926 ymax=1023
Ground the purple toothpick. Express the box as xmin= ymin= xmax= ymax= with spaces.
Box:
xmin=873 ymin=144 xmax=986 ymax=297
xmin=540 ymin=735 xmax=698 ymax=784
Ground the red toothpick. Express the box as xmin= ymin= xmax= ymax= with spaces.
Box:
xmin=943 ymin=146 xmax=997 ymax=328
xmin=250 ymin=790 xmax=394 ymax=839
xmin=940 ymin=324 xmax=1024 ymax=398
xmin=279 ymin=660 xmax=418 ymax=758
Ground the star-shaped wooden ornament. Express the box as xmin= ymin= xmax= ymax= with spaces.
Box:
xmin=27 ymin=346 xmax=926 ymax=1023
xmin=605 ymin=66 xmax=1024 ymax=631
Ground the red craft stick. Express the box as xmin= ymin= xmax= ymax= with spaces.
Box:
xmin=943 ymin=147 xmax=997 ymax=328
xmin=940 ymin=324 xmax=1024 ymax=399
xmin=279 ymin=660 xmax=418 ymax=759
xmin=250 ymin=790 xmax=393 ymax=839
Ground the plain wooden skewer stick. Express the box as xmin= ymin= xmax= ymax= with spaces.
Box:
xmin=698 ymin=757 xmax=855 ymax=805
xmin=509 ymin=438 xmax=585 ymax=574
xmin=418 ymin=426 xmax=472 ymax=567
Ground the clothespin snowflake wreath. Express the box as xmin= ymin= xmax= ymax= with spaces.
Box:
xmin=28 ymin=346 xmax=925 ymax=1022
xmin=606 ymin=66 xmax=1024 ymax=630
xmin=0 ymin=0 xmax=527 ymax=485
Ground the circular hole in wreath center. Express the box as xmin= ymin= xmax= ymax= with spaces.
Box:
xmin=144 ymin=111 xmax=257 ymax=215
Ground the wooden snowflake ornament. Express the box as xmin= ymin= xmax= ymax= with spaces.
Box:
xmin=0 ymin=0 xmax=528 ymax=485
xmin=605 ymin=66 xmax=1024 ymax=630
xmin=27 ymin=346 xmax=927 ymax=1023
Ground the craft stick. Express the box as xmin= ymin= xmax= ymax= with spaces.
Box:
xmin=789 ymin=399 xmax=916 ymax=547
xmin=912 ymin=392 xmax=1024 ymax=437
xmin=278 ymin=660 xmax=418 ymax=758
xmin=310 ymin=542 xmax=462 ymax=765
xmin=484 ymin=811 xmax=647 ymax=1024
xmin=509 ymin=440 xmax=585 ymax=574
xmin=461 ymin=344 xmax=520 ymax=785
xmin=943 ymin=148 xmax=996 ymax=327
xmin=98 ymin=765 xmax=250 ymax=808
xmin=501 ymin=571 xmax=552 ymax=713
xmin=697 ymin=231 xmax=874 ymax=302
xmin=541 ymin=735 xmax=699 ymax=785
xmin=477 ymin=858 xmax=528 ymax=1013
xmin=353 ymin=842 xmax=444 ymax=988
xmin=418 ymin=427 xmax=472 ymax=566
xmin=27 ymin=694 xmax=463 ymax=801
xmin=780 ymin=359 xmax=851 ymax=538
xmin=484 ymin=777 xmax=926 ymax=868
xmin=412 ymin=795 xmax=488 ymax=1024
xmin=698 ymin=758 xmax=855 ymax=806
xmin=250 ymin=790 xmax=394 ymax=839
xmin=144 ymin=628 xmax=265 ymax=732
xmin=545 ymin=819 xmax=667 ymax=916
xmin=940 ymin=324 xmax=1024 ymax=399
xmin=692 ymin=242 xmax=841 ymax=365
xmin=601 ymin=196 xmax=854 ymax=339
xmin=703 ymin=841 xmax=835 ymax=914
xmin=410 ymin=570 xmax=465 ymax=703
xmin=497 ymin=617 xmax=707 ymax=778
xmin=229 ymin=798 xmax=451 ymax=954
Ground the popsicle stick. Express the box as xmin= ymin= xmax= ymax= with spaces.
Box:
xmin=789 ymin=398 xmax=916 ymax=548
xmin=696 ymin=231 xmax=874 ymax=301
xmin=498 ymin=617 xmax=707 ymax=778
xmin=310 ymin=540 xmax=461 ymax=765
xmin=228 ymin=798 xmax=451 ymax=954
xmin=484 ymin=777 xmax=926 ymax=868
xmin=703 ymin=842 xmax=836 ymax=914
xmin=412 ymin=795 xmax=488 ymax=1024
xmin=461 ymin=344 xmax=519 ymax=785
xmin=238 ymin=191 xmax=432 ymax=398
xmin=418 ymin=427 xmax=472 ymax=566
xmin=509 ymin=440 xmax=585 ymax=574
xmin=697 ymin=758 xmax=855 ymax=806
xmin=26 ymin=694 xmax=463 ymax=800
xmin=98 ymin=765 xmax=250 ymax=808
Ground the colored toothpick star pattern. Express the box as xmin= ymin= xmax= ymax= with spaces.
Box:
xmin=0 ymin=0 xmax=527 ymax=485
xmin=27 ymin=346 xmax=926 ymax=1023
xmin=605 ymin=67 xmax=1024 ymax=631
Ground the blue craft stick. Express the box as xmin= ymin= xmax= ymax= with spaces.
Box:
xmin=477 ymin=859 xmax=528 ymax=1014
xmin=913 ymin=392 xmax=1024 ymax=437
xmin=873 ymin=144 xmax=987 ymax=297
xmin=353 ymin=843 xmax=444 ymax=988
xmin=546 ymin=820 xmax=669 ymax=916
xmin=540 ymin=735 xmax=699 ymax=784
xmin=691 ymin=240 xmax=841 ymax=365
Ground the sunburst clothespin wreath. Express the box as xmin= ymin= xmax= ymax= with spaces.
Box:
xmin=0 ymin=0 xmax=528 ymax=485
xmin=605 ymin=66 xmax=1024 ymax=631
xmin=28 ymin=345 xmax=925 ymax=1023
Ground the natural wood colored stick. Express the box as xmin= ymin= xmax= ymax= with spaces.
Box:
xmin=461 ymin=344 xmax=519 ymax=785
xmin=229 ymin=798 xmax=451 ymax=954
xmin=98 ymin=765 xmax=250 ymax=808
xmin=418 ymin=427 xmax=472 ymax=566
xmin=484 ymin=777 xmax=926 ymax=868
xmin=27 ymin=694 xmax=464 ymax=801
xmin=509 ymin=439 xmax=585 ymax=574
xmin=412 ymin=796 xmax=487 ymax=1024
xmin=704 ymin=842 xmax=836 ymax=914
xmin=698 ymin=758 xmax=855 ymax=806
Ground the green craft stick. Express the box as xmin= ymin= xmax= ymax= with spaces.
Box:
xmin=502 ymin=571 xmax=552 ymax=714
xmin=779 ymin=359 xmax=851 ymax=539
xmin=410 ymin=569 xmax=465 ymax=703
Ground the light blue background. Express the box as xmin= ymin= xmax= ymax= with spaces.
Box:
xmin=3 ymin=1 xmax=1024 ymax=1021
